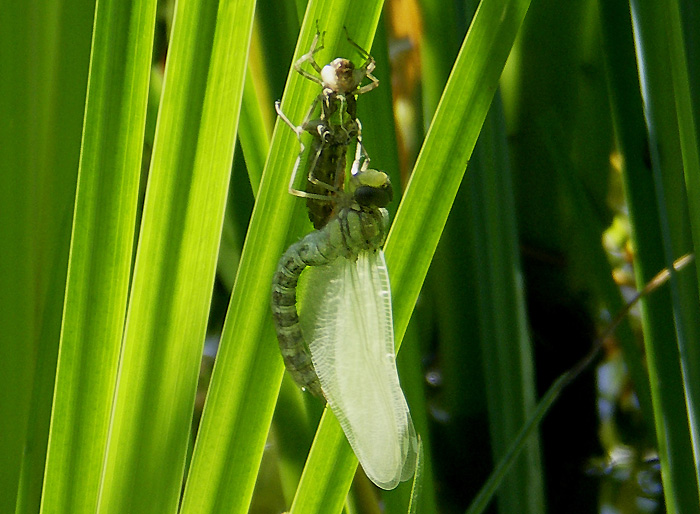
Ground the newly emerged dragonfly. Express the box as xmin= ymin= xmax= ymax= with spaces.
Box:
xmin=271 ymin=144 xmax=417 ymax=489
xmin=275 ymin=28 xmax=379 ymax=229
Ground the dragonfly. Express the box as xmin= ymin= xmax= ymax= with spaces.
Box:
xmin=275 ymin=28 xmax=379 ymax=229
xmin=272 ymin=29 xmax=379 ymax=398
xmin=271 ymin=142 xmax=417 ymax=489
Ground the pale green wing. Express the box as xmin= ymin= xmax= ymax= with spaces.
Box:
xmin=300 ymin=250 xmax=418 ymax=490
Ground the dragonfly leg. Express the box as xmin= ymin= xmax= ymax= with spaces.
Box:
xmin=356 ymin=73 xmax=379 ymax=96
xmin=308 ymin=171 xmax=338 ymax=193
xmin=342 ymin=27 xmax=379 ymax=95
xmin=289 ymin=186 xmax=335 ymax=202
xmin=294 ymin=29 xmax=326 ymax=86
xmin=349 ymin=123 xmax=371 ymax=177
xmin=287 ymin=152 xmax=327 ymax=200
xmin=288 ymin=141 xmax=337 ymax=202
xmin=277 ymin=94 xmax=332 ymax=146
xmin=343 ymin=26 xmax=371 ymax=60
xmin=283 ymin=116 xmax=341 ymax=202
xmin=299 ymin=96 xmax=332 ymax=142
xmin=275 ymin=100 xmax=304 ymax=139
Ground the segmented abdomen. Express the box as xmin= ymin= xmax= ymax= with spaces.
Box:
xmin=271 ymin=205 xmax=389 ymax=398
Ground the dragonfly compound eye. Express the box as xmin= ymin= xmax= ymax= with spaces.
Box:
xmin=354 ymin=183 xmax=393 ymax=208
xmin=351 ymin=169 xmax=393 ymax=208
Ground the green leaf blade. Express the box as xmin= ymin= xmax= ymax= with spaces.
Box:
xmin=180 ymin=2 xmax=387 ymax=512
xmin=40 ymin=1 xmax=157 ymax=511
xmin=97 ymin=0 xmax=255 ymax=511
xmin=603 ymin=0 xmax=700 ymax=511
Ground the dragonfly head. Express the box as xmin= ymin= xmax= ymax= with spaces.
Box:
xmin=322 ymin=58 xmax=371 ymax=93
xmin=350 ymin=169 xmax=393 ymax=209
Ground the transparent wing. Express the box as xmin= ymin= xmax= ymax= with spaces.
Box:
xmin=299 ymin=250 xmax=418 ymax=490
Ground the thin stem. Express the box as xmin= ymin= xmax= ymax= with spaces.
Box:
xmin=465 ymin=253 xmax=695 ymax=514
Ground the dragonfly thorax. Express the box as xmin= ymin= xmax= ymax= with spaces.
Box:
xmin=333 ymin=205 xmax=389 ymax=257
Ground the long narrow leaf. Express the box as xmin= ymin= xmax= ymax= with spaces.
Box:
xmin=1 ymin=1 xmax=95 ymax=511
xmin=664 ymin=0 xmax=700 ymax=290
xmin=97 ymin=0 xmax=255 ymax=511
xmin=605 ymin=1 xmax=700 ymax=511
xmin=469 ymin=99 xmax=544 ymax=514
xmin=0 ymin=6 xmax=44 ymax=510
xmin=662 ymin=0 xmax=700 ymax=474
xmin=179 ymin=1 xmax=385 ymax=512
xmin=40 ymin=0 xmax=157 ymax=511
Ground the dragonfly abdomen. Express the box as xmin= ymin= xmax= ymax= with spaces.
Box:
xmin=271 ymin=250 xmax=324 ymax=398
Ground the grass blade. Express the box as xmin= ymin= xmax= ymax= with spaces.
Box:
xmin=468 ymin=99 xmax=544 ymax=513
xmin=604 ymin=0 xmax=700 ymax=510
xmin=662 ymin=0 xmax=700 ymax=477
xmin=0 ymin=5 xmax=44 ymax=509
xmin=1 ymin=1 xmax=94 ymax=511
xmin=40 ymin=0 xmax=157 ymax=511
xmin=97 ymin=0 xmax=255 ymax=511
xmin=180 ymin=1 xmax=385 ymax=511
